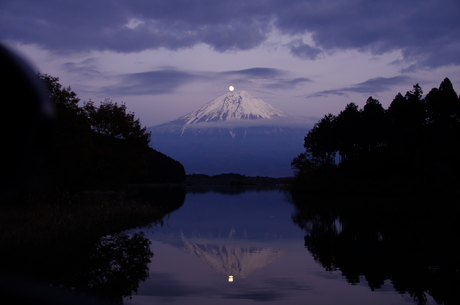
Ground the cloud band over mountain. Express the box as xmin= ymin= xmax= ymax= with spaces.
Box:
xmin=2 ymin=0 xmax=459 ymax=69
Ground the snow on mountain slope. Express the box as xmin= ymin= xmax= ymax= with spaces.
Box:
xmin=147 ymin=90 xmax=311 ymax=176
xmin=175 ymin=90 xmax=287 ymax=125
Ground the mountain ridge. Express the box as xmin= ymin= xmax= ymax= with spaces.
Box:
xmin=148 ymin=90 xmax=311 ymax=177
xmin=169 ymin=90 xmax=288 ymax=126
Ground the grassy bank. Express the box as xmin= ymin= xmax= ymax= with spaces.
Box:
xmin=1 ymin=193 xmax=164 ymax=246
xmin=0 ymin=191 xmax=168 ymax=280
xmin=0 ymin=189 xmax=187 ymax=303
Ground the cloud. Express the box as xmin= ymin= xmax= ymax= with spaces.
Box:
xmin=266 ymin=77 xmax=312 ymax=90
xmin=2 ymin=0 xmax=459 ymax=68
xmin=275 ymin=0 xmax=460 ymax=68
xmin=199 ymin=19 xmax=270 ymax=52
xmin=220 ymin=68 xmax=311 ymax=90
xmin=348 ymin=76 xmax=413 ymax=94
xmin=222 ymin=67 xmax=285 ymax=79
xmin=100 ymin=69 xmax=199 ymax=96
xmin=61 ymin=58 xmax=103 ymax=80
xmin=307 ymin=90 xmax=348 ymax=99
xmin=0 ymin=0 xmax=272 ymax=53
xmin=287 ymin=39 xmax=322 ymax=60
xmin=307 ymin=76 xmax=413 ymax=98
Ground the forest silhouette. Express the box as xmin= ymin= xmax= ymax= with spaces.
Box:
xmin=292 ymin=78 xmax=460 ymax=196
xmin=31 ymin=74 xmax=185 ymax=197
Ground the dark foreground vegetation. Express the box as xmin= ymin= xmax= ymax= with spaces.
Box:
xmin=1 ymin=71 xmax=186 ymax=303
xmin=36 ymin=74 xmax=185 ymax=195
xmin=292 ymin=78 xmax=460 ymax=200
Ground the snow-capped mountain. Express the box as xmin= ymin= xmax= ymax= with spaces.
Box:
xmin=172 ymin=90 xmax=287 ymax=125
xmin=148 ymin=90 xmax=312 ymax=177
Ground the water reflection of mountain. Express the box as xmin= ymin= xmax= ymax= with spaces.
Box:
xmin=148 ymin=190 xmax=302 ymax=281
xmin=180 ymin=233 xmax=283 ymax=279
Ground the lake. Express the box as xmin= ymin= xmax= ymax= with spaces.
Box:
xmin=118 ymin=188 xmax=457 ymax=305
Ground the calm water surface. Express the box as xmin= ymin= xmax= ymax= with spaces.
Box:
xmin=122 ymin=188 xmax=442 ymax=305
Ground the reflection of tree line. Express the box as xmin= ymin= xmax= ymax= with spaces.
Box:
xmin=290 ymin=195 xmax=460 ymax=305
xmin=2 ymin=187 xmax=185 ymax=304
xmin=64 ymin=187 xmax=186 ymax=302
xmin=55 ymin=233 xmax=152 ymax=304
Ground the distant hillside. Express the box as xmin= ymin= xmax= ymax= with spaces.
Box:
xmin=185 ymin=173 xmax=293 ymax=187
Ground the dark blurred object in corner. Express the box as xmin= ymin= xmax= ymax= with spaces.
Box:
xmin=0 ymin=43 xmax=54 ymax=201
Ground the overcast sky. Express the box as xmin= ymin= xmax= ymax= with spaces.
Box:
xmin=1 ymin=0 xmax=459 ymax=126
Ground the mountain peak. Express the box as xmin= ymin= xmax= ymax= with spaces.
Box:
xmin=177 ymin=90 xmax=287 ymax=126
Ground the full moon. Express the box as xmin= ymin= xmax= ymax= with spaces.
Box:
xmin=229 ymin=86 xmax=235 ymax=91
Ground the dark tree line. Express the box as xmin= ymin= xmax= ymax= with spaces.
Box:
xmin=36 ymin=74 xmax=185 ymax=194
xmin=292 ymin=78 xmax=460 ymax=193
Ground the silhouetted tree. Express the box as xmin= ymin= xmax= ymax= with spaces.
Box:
xmin=41 ymin=74 xmax=80 ymax=113
xmin=291 ymin=151 xmax=317 ymax=176
xmin=303 ymin=113 xmax=337 ymax=167
xmin=83 ymin=99 xmax=150 ymax=146
xmin=387 ymin=92 xmax=411 ymax=149
xmin=422 ymin=78 xmax=460 ymax=178
xmin=361 ymin=97 xmax=386 ymax=152
xmin=36 ymin=74 xmax=185 ymax=195
xmin=335 ymin=103 xmax=361 ymax=162
xmin=425 ymin=78 xmax=459 ymax=127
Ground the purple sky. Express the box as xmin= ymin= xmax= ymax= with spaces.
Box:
xmin=1 ymin=0 xmax=459 ymax=127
